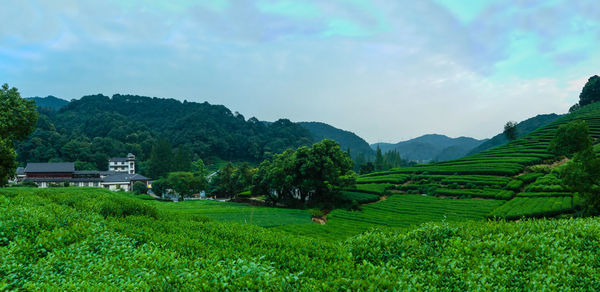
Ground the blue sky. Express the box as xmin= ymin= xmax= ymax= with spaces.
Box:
xmin=1 ymin=0 xmax=599 ymax=143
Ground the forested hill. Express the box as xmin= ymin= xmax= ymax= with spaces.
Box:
xmin=16 ymin=94 xmax=313 ymax=170
xmin=467 ymin=113 xmax=563 ymax=155
xmin=372 ymin=134 xmax=486 ymax=162
xmin=298 ymin=122 xmax=374 ymax=159
xmin=26 ymin=96 xmax=69 ymax=110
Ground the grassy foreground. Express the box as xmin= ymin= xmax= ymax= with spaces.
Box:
xmin=1 ymin=187 xmax=600 ymax=290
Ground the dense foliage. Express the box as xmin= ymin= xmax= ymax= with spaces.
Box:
xmin=579 ymin=75 xmax=600 ymax=106
xmin=503 ymin=121 xmax=518 ymax=141
xmin=252 ymin=139 xmax=355 ymax=207
xmin=3 ymin=187 xmax=600 ymax=290
xmin=0 ymin=84 xmax=38 ymax=186
xmin=548 ymin=120 xmax=592 ymax=157
xmin=15 ymin=94 xmax=313 ymax=173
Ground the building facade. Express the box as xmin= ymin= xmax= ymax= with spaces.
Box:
xmin=109 ymin=153 xmax=136 ymax=174
xmin=22 ymin=155 xmax=149 ymax=191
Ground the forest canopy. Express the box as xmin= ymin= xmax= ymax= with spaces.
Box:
xmin=15 ymin=94 xmax=314 ymax=176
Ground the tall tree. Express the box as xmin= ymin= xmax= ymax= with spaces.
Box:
xmin=210 ymin=162 xmax=239 ymax=198
xmin=504 ymin=121 xmax=518 ymax=141
xmin=549 ymin=120 xmax=592 ymax=157
xmin=252 ymin=139 xmax=355 ymax=207
xmin=191 ymin=158 xmax=207 ymax=176
xmin=172 ymin=146 xmax=193 ymax=171
xmin=167 ymin=171 xmax=205 ymax=201
xmin=374 ymin=145 xmax=384 ymax=171
xmin=561 ymin=148 xmax=600 ymax=214
xmin=0 ymin=84 xmax=38 ymax=185
xmin=579 ymin=75 xmax=600 ymax=106
xmin=147 ymin=138 xmax=173 ymax=179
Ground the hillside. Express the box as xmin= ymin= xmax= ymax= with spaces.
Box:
xmin=372 ymin=134 xmax=486 ymax=162
xmin=468 ymin=113 xmax=563 ymax=155
xmin=320 ymin=101 xmax=600 ymax=233
xmin=298 ymin=122 xmax=374 ymax=158
xmin=26 ymin=96 xmax=69 ymax=110
xmin=2 ymin=187 xmax=600 ymax=290
xmin=16 ymin=94 xmax=313 ymax=170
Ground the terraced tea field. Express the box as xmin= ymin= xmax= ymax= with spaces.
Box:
xmin=343 ymin=102 xmax=600 ymax=222
xmin=274 ymin=195 xmax=504 ymax=240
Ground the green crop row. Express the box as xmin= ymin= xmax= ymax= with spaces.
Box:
xmin=504 ymin=179 xmax=524 ymax=191
xmin=352 ymin=183 xmax=394 ymax=194
xmin=489 ymin=197 xmax=576 ymax=220
xmin=338 ymin=191 xmax=381 ymax=204
xmin=356 ymin=174 xmax=409 ymax=184
xmin=516 ymin=172 xmax=545 ymax=183
xmin=275 ymin=195 xmax=504 ymax=240
xmin=434 ymin=188 xmax=514 ymax=200
xmin=516 ymin=192 xmax=574 ymax=198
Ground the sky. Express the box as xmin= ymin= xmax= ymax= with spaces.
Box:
xmin=1 ymin=0 xmax=599 ymax=143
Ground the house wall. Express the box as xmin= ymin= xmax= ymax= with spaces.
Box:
xmin=105 ymin=183 xmax=130 ymax=192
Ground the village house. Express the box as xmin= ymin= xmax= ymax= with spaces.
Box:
xmin=20 ymin=154 xmax=150 ymax=191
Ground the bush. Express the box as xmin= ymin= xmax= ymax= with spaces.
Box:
xmin=99 ymin=197 xmax=158 ymax=219
xmin=132 ymin=182 xmax=148 ymax=195
xmin=19 ymin=181 xmax=38 ymax=188
xmin=310 ymin=209 xmax=325 ymax=218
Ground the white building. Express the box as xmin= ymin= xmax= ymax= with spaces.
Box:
xmin=109 ymin=153 xmax=136 ymax=174
xmin=21 ymin=155 xmax=150 ymax=191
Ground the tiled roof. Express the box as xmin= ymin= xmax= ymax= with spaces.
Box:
xmin=25 ymin=162 xmax=74 ymax=173
xmin=109 ymin=157 xmax=128 ymax=162
xmin=102 ymin=173 xmax=150 ymax=183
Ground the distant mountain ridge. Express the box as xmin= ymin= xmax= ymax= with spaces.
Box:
xmin=26 ymin=96 xmax=69 ymax=110
xmin=372 ymin=134 xmax=487 ymax=162
xmin=297 ymin=122 xmax=374 ymax=159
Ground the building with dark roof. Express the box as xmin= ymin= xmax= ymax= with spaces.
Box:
xmin=21 ymin=154 xmax=149 ymax=191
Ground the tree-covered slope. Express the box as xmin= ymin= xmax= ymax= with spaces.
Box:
xmin=468 ymin=113 xmax=562 ymax=155
xmin=26 ymin=96 xmax=69 ymax=111
xmin=372 ymin=134 xmax=486 ymax=162
xmin=16 ymin=94 xmax=313 ymax=169
xmin=298 ymin=121 xmax=374 ymax=158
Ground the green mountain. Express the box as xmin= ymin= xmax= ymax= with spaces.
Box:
xmin=297 ymin=122 xmax=374 ymax=159
xmin=16 ymin=94 xmax=313 ymax=171
xmin=26 ymin=96 xmax=69 ymax=110
xmin=371 ymin=134 xmax=487 ymax=162
xmin=467 ymin=113 xmax=563 ymax=155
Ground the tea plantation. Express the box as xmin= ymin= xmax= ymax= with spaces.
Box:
xmin=347 ymin=102 xmax=600 ymax=223
xmin=4 ymin=98 xmax=600 ymax=289
xmin=2 ymin=187 xmax=600 ymax=290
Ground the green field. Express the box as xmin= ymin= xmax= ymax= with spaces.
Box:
xmin=147 ymin=199 xmax=312 ymax=227
xmin=2 ymin=187 xmax=600 ymax=290
xmin=274 ymin=194 xmax=504 ymax=240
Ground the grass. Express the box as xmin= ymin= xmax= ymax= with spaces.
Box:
xmin=146 ymin=198 xmax=312 ymax=227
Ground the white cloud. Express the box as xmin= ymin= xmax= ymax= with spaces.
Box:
xmin=0 ymin=0 xmax=599 ymax=144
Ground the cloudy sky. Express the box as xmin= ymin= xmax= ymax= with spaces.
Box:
xmin=1 ymin=0 xmax=599 ymax=143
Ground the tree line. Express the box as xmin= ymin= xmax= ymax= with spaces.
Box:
xmin=15 ymin=94 xmax=314 ymax=174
